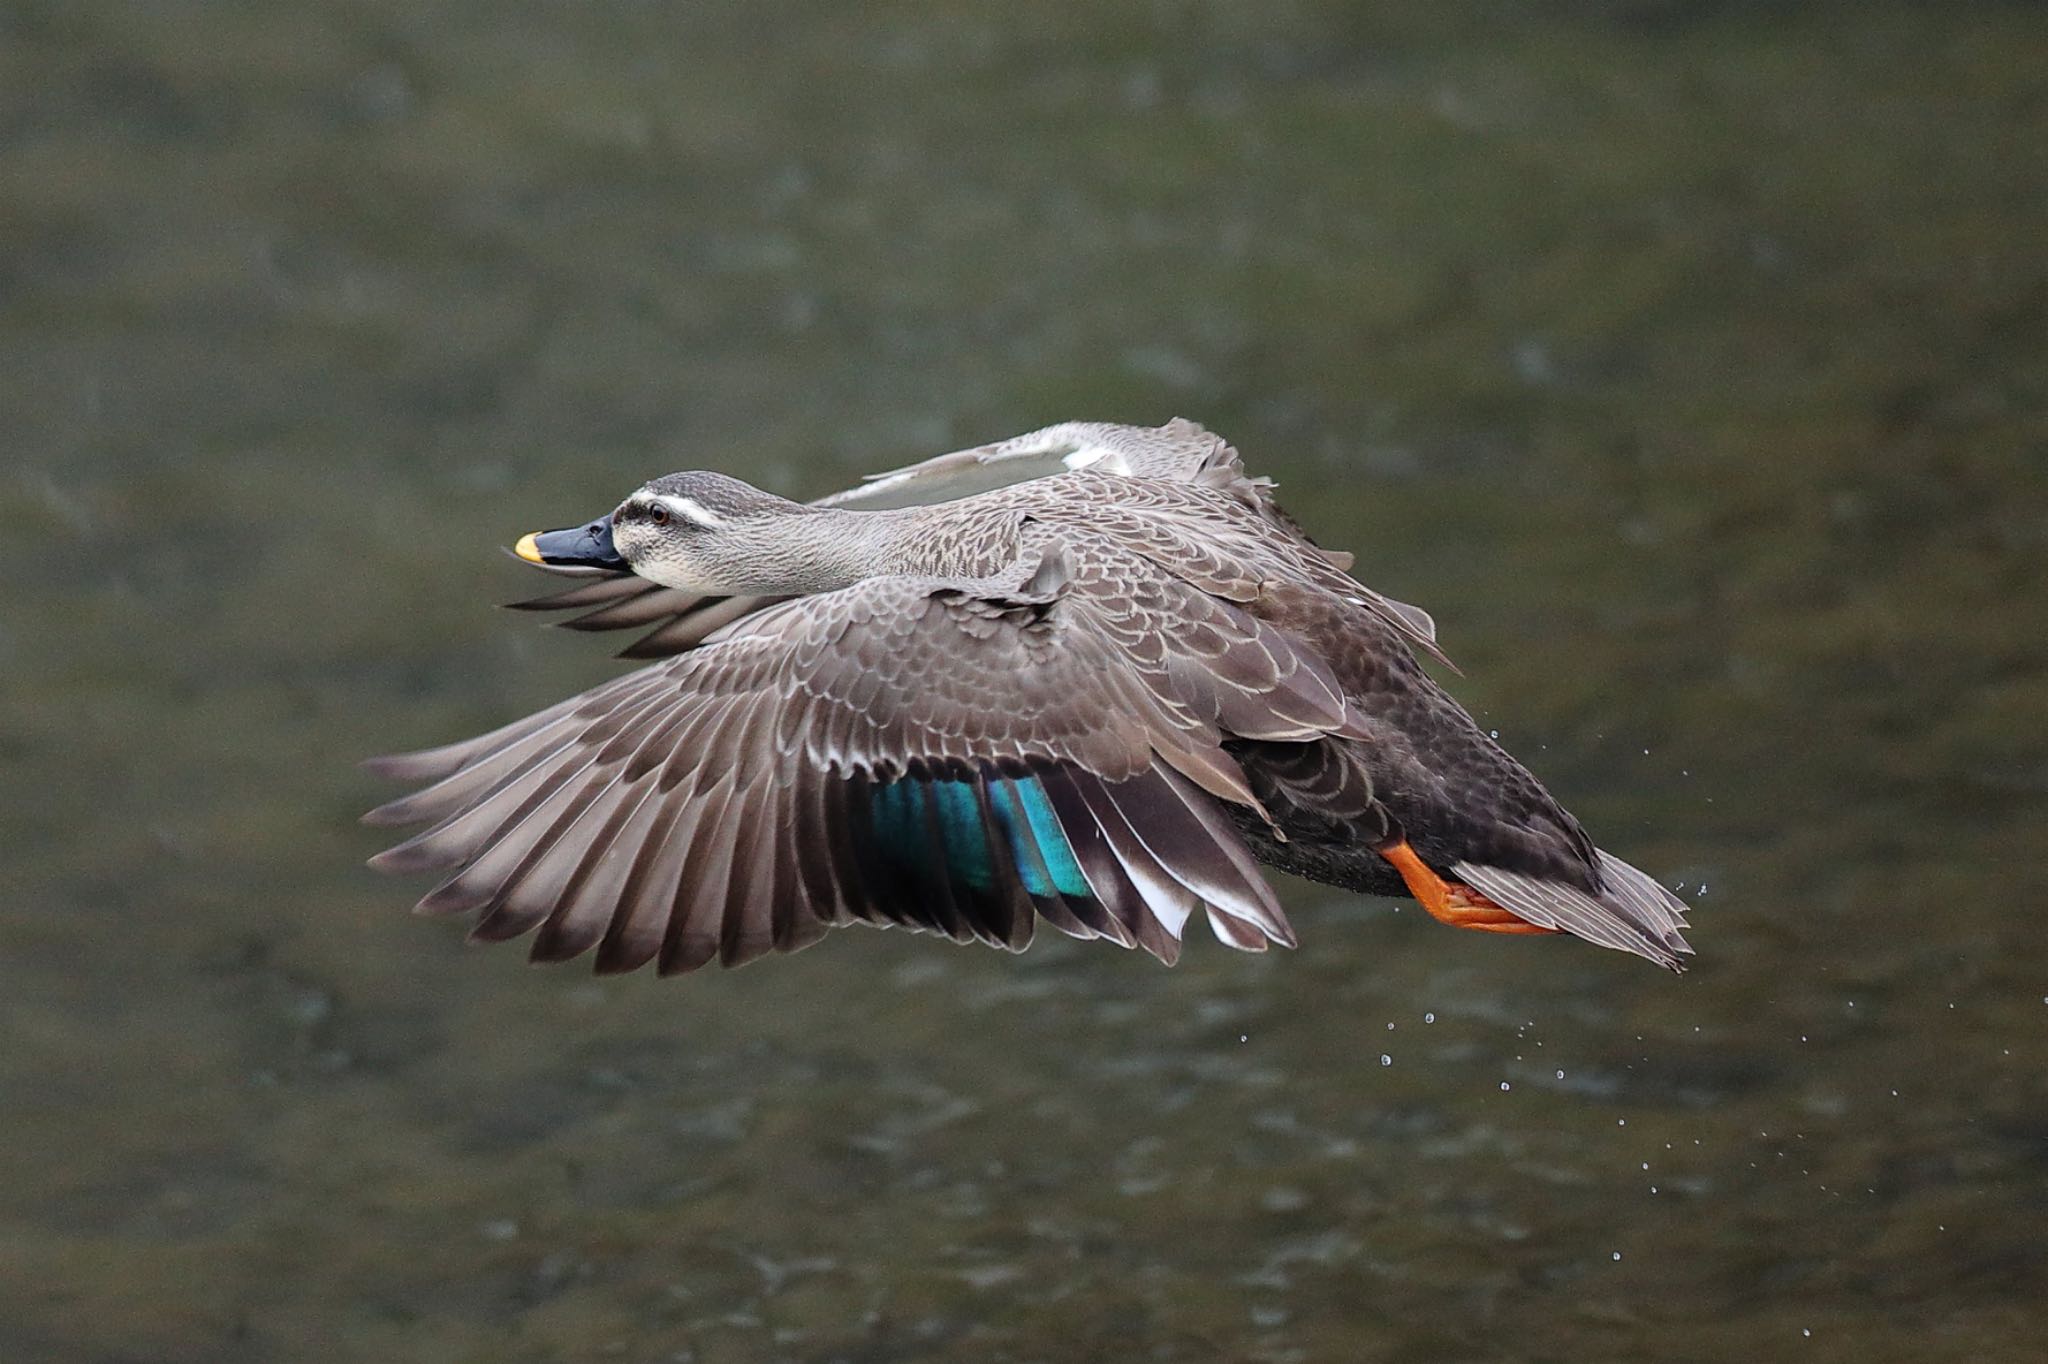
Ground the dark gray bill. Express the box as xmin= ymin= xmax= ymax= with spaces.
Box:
xmin=513 ymin=515 xmax=626 ymax=572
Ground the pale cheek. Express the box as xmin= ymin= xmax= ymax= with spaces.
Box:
xmin=629 ymin=549 xmax=717 ymax=593
xmin=611 ymin=528 xmax=660 ymax=577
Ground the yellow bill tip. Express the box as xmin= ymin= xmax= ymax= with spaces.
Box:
xmin=513 ymin=531 xmax=543 ymax=564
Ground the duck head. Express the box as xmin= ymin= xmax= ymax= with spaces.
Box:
xmin=514 ymin=472 xmax=829 ymax=595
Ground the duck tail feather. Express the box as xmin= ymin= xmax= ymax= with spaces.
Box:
xmin=1450 ymin=859 xmax=1693 ymax=971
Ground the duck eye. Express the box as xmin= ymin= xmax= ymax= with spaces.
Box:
xmin=647 ymin=504 xmax=670 ymax=526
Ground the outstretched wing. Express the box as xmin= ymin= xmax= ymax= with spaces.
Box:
xmin=366 ymin=541 xmax=1363 ymax=975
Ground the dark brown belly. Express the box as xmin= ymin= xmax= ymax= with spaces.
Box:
xmin=1223 ymin=804 xmax=1413 ymax=898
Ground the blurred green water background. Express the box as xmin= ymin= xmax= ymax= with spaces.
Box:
xmin=3 ymin=1 xmax=2045 ymax=1360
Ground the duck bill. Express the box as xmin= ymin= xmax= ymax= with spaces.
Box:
xmin=512 ymin=514 xmax=628 ymax=572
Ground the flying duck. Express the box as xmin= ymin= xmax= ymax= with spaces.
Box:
xmin=364 ymin=420 xmax=1693 ymax=973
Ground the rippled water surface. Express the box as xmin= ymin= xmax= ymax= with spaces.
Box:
xmin=5 ymin=2 xmax=2046 ymax=1360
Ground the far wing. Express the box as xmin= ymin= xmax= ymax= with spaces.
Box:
xmin=816 ymin=417 xmax=1247 ymax=509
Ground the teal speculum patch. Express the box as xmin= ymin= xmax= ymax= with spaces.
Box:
xmin=867 ymin=775 xmax=1089 ymax=900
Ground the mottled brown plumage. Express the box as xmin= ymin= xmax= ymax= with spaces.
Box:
xmin=367 ymin=419 xmax=1692 ymax=972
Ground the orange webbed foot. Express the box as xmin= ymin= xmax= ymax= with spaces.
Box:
xmin=1380 ymin=840 xmax=1560 ymax=938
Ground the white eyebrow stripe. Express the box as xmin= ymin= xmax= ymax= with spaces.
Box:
xmin=654 ymin=493 xmax=729 ymax=528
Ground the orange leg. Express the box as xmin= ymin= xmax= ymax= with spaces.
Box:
xmin=1379 ymin=840 xmax=1558 ymax=936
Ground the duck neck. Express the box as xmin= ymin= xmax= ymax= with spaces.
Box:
xmin=712 ymin=506 xmax=921 ymax=596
